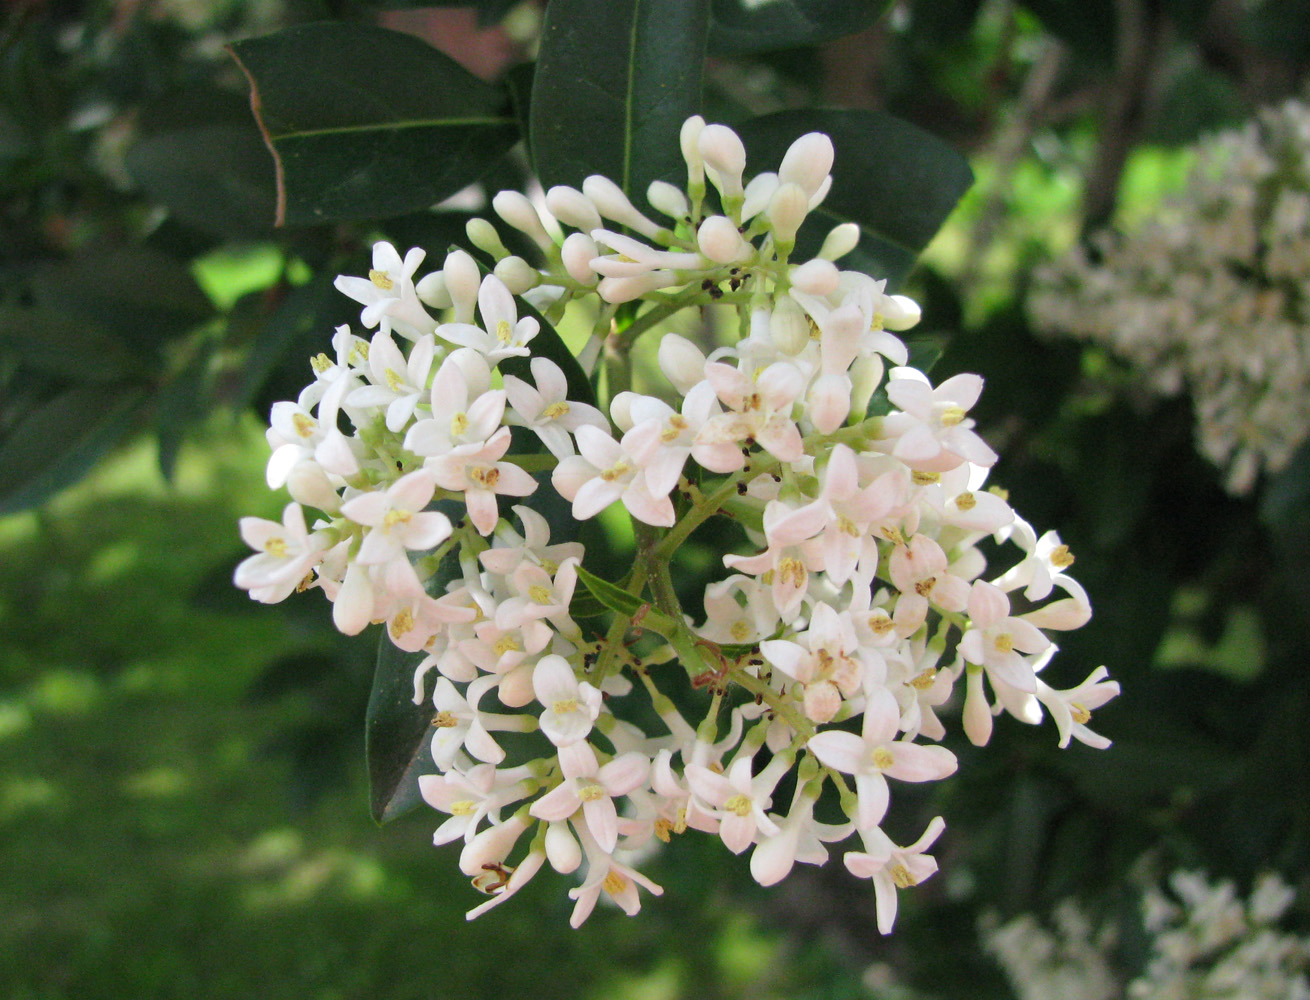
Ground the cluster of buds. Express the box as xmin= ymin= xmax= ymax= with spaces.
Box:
xmin=235 ymin=116 xmax=1117 ymax=931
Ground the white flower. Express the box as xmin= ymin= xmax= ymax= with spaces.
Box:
xmin=338 ymin=469 xmax=452 ymax=566
xmin=551 ymin=423 xmax=674 ymax=527
xmin=437 ymin=273 xmax=539 ymax=365
xmin=529 ymin=741 xmax=650 ymax=854
xmin=234 ymin=502 xmax=330 ymax=603
xmin=425 ymin=426 xmax=538 ymax=535
xmin=843 ymin=816 xmax=946 ymax=934
xmin=532 ymin=654 xmax=602 ymax=747
xmin=502 ymin=357 xmax=607 ymax=459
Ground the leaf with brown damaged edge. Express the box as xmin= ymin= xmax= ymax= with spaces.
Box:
xmin=228 ymin=23 xmax=520 ymax=226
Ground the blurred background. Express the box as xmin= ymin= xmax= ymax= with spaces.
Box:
xmin=3 ymin=0 xmax=1310 ymax=997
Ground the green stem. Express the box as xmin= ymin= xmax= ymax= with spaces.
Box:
xmin=656 ymin=470 xmax=750 ymax=560
xmin=613 ymin=286 xmax=703 ymax=350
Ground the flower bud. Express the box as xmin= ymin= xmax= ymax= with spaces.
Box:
xmin=818 ymin=222 xmax=860 ymax=261
xmin=545 ymin=820 xmax=582 ymax=874
xmin=880 ymin=294 xmax=922 ymax=332
xmin=609 ymin=390 xmax=638 ymax=432
xmin=596 ymin=271 xmax=678 ymax=304
xmin=459 ymin=812 xmax=531 ymax=876
xmin=849 ymin=355 xmax=884 ymax=416
xmin=443 ymin=249 xmax=482 ymax=323
xmin=647 ymin=180 xmax=690 ymax=221
xmin=741 ymin=171 xmax=779 ymax=221
xmin=494 ymin=255 xmax=540 ymax=295
xmin=698 ymin=123 xmax=747 ymax=202
xmin=789 ymin=258 xmax=840 ymax=295
xmin=332 ymin=561 xmax=374 ymax=636
xmin=778 ymin=131 xmax=834 ymax=198
xmin=697 ymin=214 xmax=746 ymax=263
xmin=560 ymin=233 xmax=600 ymax=285
xmin=493 ymin=190 xmax=553 ymax=250
xmin=286 ymin=461 xmax=341 ymax=513
xmin=770 ymin=297 xmax=810 ymax=355
xmin=545 ymin=185 xmax=602 ymax=233
xmin=658 ymin=333 xmax=707 ymax=394
xmin=680 ymin=115 xmax=706 ymax=190
xmin=415 ymin=271 xmax=451 ymax=309
xmin=465 ymin=217 xmax=509 ymax=261
xmin=806 ymin=372 xmax=851 ymax=434
xmin=582 ymin=175 xmax=663 ymax=239
xmin=767 ymin=182 xmax=809 ymax=245
xmin=963 ymin=668 xmax=993 ymax=747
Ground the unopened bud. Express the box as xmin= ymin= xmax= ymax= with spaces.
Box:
xmin=560 ymin=232 xmax=600 ymax=285
xmin=494 ymin=255 xmax=540 ymax=295
xmin=582 ymin=175 xmax=663 ymax=239
xmin=545 ymin=185 xmax=601 ymax=233
xmin=443 ymin=249 xmax=482 ymax=323
xmin=493 ymin=190 xmax=553 ymax=250
xmin=680 ymin=115 xmax=706 ymax=190
xmin=818 ymin=222 xmax=860 ymax=261
xmin=767 ymin=182 xmax=809 ymax=244
xmin=545 ymin=820 xmax=581 ymax=874
xmin=880 ymin=294 xmax=922 ymax=331
xmin=465 ymin=217 xmax=509 ymax=261
xmin=741 ymin=171 xmax=779 ymax=221
xmin=596 ymin=271 xmax=678 ymax=304
xmin=698 ymin=123 xmax=747 ymax=202
xmin=789 ymin=258 xmax=840 ymax=295
xmin=778 ymin=132 xmax=834 ymax=198
xmin=647 ymin=180 xmax=690 ymax=221
xmin=658 ymin=333 xmax=707 ymax=394
xmin=415 ymin=271 xmax=451 ymax=309
xmin=770 ymin=297 xmax=810 ymax=355
xmin=697 ymin=215 xmax=746 ymax=263
xmin=963 ymin=668 xmax=993 ymax=747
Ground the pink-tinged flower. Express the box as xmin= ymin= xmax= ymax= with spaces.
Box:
xmin=234 ymin=502 xmax=331 ymax=603
xmin=465 ymin=847 xmax=547 ymax=921
xmin=694 ymin=574 xmax=777 ymax=646
xmin=684 ymin=756 xmax=786 ymax=854
xmin=806 ymin=688 xmax=958 ymax=830
xmin=815 ymin=444 xmax=899 ymax=585
xmin=426 ymin=426 xmax=537 ymax=535
xmin=1035 ymin=667 xmax=1119 ymax=749
xmin=760 ymin=603 xmax=868 ymax=723
xmin=959 ymin=580 xmax=1052 ymax=692
xmin=694 ymin=361 xmax=805 ymax=471
xmin=333 ymin=241 xmax=436 ymax=341
xmin=532 ymin=654 xmax=602 ymax=747
xmin=844 ymin=816 xmax=946 ymax=934
xmin=749 ymin=783 xmax=852 ymax=887
xmin=529 ymin=742 xmax=649 ymax=854
xmin=419 ymin=761 xmax=534 ymax=846
xmin=723 ymin=499 xmax=829 ymax=620
xmin=339 ymin=470 xmax=452 ymax=566
xmin=566 ymin=823 xmax=664 ymax=928
xmin=552 ymin=422 xmax=673 ymax=527
xmin=437 ymin=273 xmax=539 ymax=365
xmin=502 ymin=356 xmax=607 ymax=459
xmin=430 ymin=676 xmax=507 ymax=769
xmin=888 ymin=534 xmax=971 ymax=636
xmin=619 ymin=382 xmax=718 ymax=498
xmin=479 ymin=505 xmax=584 ymax=577
xmin=878 ymin=371 xmax=998 ymax=472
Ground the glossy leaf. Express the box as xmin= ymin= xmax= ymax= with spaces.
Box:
xmin=27 ymin=247 xmax=216 ymax=358
xmin=365 ymin=635 xmax=438 ymax=824
xmin=229 ymin=23 xmax=520 ymax=226
xmin=530 ymin=0 xmax=710 ymax=202
xmin=708 ymin=0 xmax=892 ymax=54
xmin=0 ymin=382 xmax=147 ymax=515
xmin=736 ymin=109 xmax=974 ymax=287
xmin=0 ymin=306 xmax=140 ymax=381
xmin=576 ymin=565 xmax=646 ymax=618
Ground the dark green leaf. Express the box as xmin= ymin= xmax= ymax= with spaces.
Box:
xmin=708 ymin=0 xmax=892 ymax=54
xmin=0 ymin=307 xmax=140 ymax=381
xmin=229 ymin=23 xmax=520 ymax=226
xmin=576 ymin=565 xmax=646 ymax=617
xmin=736 ymin=109 xmax=974 ymax=288
xmin=28 ymin=247 xmax=216 ymax=359
xmin=365 ymin=635 xmax=437 ymax=824
xmin=363 ymin=0 xmax=522 ymax=27
xmin=0 ymin=382 xmax=147 ymax=515
xmin=530 ymin=0 xmax=710 ymax=203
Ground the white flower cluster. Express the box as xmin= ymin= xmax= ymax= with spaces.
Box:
xmin=235 ymin=116 xmax=1115 ymax=931
xmin=1030 ymin=99 xmax=1310 ymax=495
xmin=984 ymin=870 xmax=1310 ymax=1000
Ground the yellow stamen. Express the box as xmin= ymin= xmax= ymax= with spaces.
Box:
xmin=390 ymin=609 xmax=415 ymax=638
xmin=542 ymin=401 xmax=570 ymax=420
xmin=470 ymin=466 xmax=501 ymax=489
xmin=993 ymin=633 xmax=1014 ymax=654
xmin=730 ymin=619 xmax=751 ymax=642
xmin=603 ymin=870 xmax=629 ymax=897
xmin=779 ymin=557 xmax=805 ymax=587
xmin=873 ymin=748 xmax=895 ymax=770
xmin=914 ymin=577 xmax=936 ymax=597
xmin=600 ymin=461 xmax=631 ymax=483
xmin=911 ymin=470 xmax=940 ymax=485
xmin=496 ymin=319 xmax=513 ymax=344
xmin=1050 ymin=544 xmax=1075 ymax=569
xmin=1071 ymin=703 xmax=1091 ymax=725
xmin=493 ymin=635 xmax=521 ymax=656
xmin=724 ymin=793 xmax=753 ymax=817
xmin=890 ymin=863 xmax=916 ymax=888
xmin=910 ymin=669 xmax=937 ymax=690
xmin=940 ymin=405 xmax=966 ymax=427
xmin=369 ymin=269 xmax=394 ymax=291
xmin=955 ymin=491 xmax=977 ymax=511
xmin=530 ymin=585 xmax=554 ymax=605
xmin=552 ymin=698 xmax=578 ymax=715
xmin=450 ymin=412 xmax=469 ymax=437
xmin=311 ymin=353 xmax=332 ymax=374
xmin=292 ymin=413 xmax=317 ymax=438
xmin=578 ymin=782 xmax=606 ymax=802
xmin=868 ymin=614 xmax=894 ymax=636
xmin=265 ymin=537 xmax=288 ymax=558
xmin=433 ymin=711 xmax=459 ymax=728
xmin=451 ymin=800 xmax=476 ymax=816
xmin=383 ymin=509 xmax=412 ymax=528
xmin=384 ymin=368 xmax=404 ymax=392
